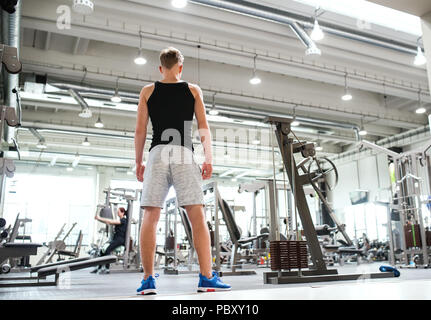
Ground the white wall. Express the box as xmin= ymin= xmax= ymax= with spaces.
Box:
xmin=333 ymin=153 xmax=391 ymax=224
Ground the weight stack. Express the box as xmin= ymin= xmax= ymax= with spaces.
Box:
xmin=269 ymin=241 xmax=308 ymax=271
xmin=404 ymin=224 xmax=422 ymax=248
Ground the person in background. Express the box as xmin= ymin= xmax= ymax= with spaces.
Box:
xmin=92 ymin=207 xmax=128 ymax=274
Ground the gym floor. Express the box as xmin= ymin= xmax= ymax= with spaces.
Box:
xmin=1 ymin=263 xmax=430 ymax=300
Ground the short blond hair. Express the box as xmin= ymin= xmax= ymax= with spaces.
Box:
xmin=159 ymin=47 xmax=184 ymax=69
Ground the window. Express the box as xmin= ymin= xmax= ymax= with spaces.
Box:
xmin=4 ymin=173 xmax=96 ymax=247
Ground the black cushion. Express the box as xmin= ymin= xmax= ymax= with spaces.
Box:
xmin=38 ymin=255 xmax=118 ymax=277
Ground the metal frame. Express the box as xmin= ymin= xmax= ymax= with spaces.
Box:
xmin=98 ymin=187 xmax=142 ymax=272
xmin=359 ymin=140 xmax=431 ymax=267
xmin=263 ymin=116 xmax=395 ymax=284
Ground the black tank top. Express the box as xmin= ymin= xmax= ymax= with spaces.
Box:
xmin=147 ymin=81 xmax=195 ymax=151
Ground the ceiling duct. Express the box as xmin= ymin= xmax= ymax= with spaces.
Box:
xmin=45 ymin=82 xmax=360 ymax=139
xmin=189 ymin=0 xmax=321 ymax=55
xmin=68 ymin=89 xmax=92 ymax=118
xmin=189 ymin=0 xmax=417 ymax=55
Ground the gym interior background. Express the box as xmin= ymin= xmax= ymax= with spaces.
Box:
xmin=1 ymin=0 xmax=431 ymax=300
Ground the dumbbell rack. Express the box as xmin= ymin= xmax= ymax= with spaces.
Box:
xmin=263 ymin=116 xmax=395 ymax=284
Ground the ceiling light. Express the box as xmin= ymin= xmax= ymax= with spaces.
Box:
xmin=127 ymin=170 xmax=134 ymax=175
xmin=414 ymin=46 xmax=427 ymax=66
xmin=249 ymin=76 xmax=261 ymax=85
xmin=78 ymin=108 xmax=92 ymax=119
xmin=231 ymin=178 xmax=238 ymax=182
xmin=209 ymin=93 xmax=219 ymax=115
xmin=291 ymin=108 xmax=300 ymax=127
xmin=72 ymin=153 xmax=80 ymax=167
xmin=315 ymin=145 xmax=323 ymax=151
xmin=36 ymin=139 xmax=47 ymax=149
xmin=95 ymin=116 xmax=104 ymax=128
xmin=171 ymin=0 xmax=188 ymax=8
xmin=252 ymin=139 xmax=260 ymax=145
xmin=416 ymin=107 xmax=426 ymax=114
xmin=305 ymin=45 xmax=321 ymax=56
xmin=111 ymin=94 xmax=122 ymax=103
xmin=111 ymin=78 xmax=122 ymax=103
xmin=134 ymin=48 xmax=147 ymax=65
xmin=66 ymin=166 xmax=74 ymax=172
xmin=249 ymin=55 xmax=261 ymax=85
xmin=342 ymin=73 xmax=353 ymax=101
xmin=310 ymin=19 xmax=324 ymax=41
xmin=82 ymin=137 xmax=90 ymax=146
xmin=359 ymin=129 xmax=367 ymax=136
xmin=342 ymin=93 xmax=353 ymax=101
xmin=73 ymin=0 xmax=94 ymax=15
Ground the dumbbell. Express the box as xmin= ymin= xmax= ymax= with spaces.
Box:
xmin=1 ymin=264 xmax=11 ymax=274
xmin=0 ymin=218 xmax=6 ymax=229
xmin=0 ymin=230 xmax=7 ymax=240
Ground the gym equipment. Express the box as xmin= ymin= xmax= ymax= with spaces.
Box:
xmin=0 ymin=44 xmax=21 ymax=74
xmin=203 ymin=181 xmax=269 ymax=276
xmin=0 ymin=242 xmax=42 ymax=275
xmin=358 ymin=140 xmax=431 ymax=267
xmin=263 ymin=116 xmax=394 ymax=284
xmin=0 ymin=0 xmax=19 ymax=14
xmin=36 ymin=223 xmax=79 ymax=265
xmin=93 ymin=187 xmax=142 ymax=272
xmin=56 ymin=230 xmax=83 ymax=261
xmin=162 ymin=197 xmax=198 ymax=275
xmin=0 ymin=255 xmax=117 ymax=287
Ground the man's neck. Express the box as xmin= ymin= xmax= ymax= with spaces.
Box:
xmin=161 ymin=74 xmax=181 ymax=83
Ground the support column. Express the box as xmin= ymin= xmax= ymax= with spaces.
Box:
xmin=421 ymin=12 xmax=431 ymax=134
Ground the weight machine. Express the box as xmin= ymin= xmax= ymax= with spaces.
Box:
xmin=162 ymin=197 xmax=198 ymax=274
xmin=358 ymin=140 xmax=431 ymax=267
xmin=263 ymin=116 xmax=394 ymax=284
xmin=95 ymin=187 xmax=142 ymax=272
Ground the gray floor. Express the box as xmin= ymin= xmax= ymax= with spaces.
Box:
xmin=0 ymin=263 xmax=430 ymax=300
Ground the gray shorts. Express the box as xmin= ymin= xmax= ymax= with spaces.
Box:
xmin=141 ymin=145 xmax=204 ymax=208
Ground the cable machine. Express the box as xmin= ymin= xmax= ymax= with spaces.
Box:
xmin=263 ymin=116 xmax=395 ymax=284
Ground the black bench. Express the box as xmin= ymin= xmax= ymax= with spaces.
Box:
xmin=217 ymin=198 xmax=268 ymax=274
xmin=0 ymin=242 xmax=42 ymax=265
xmin=37 ymin=255 xmax=118 ymax=278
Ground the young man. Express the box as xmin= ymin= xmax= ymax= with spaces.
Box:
xmin=93 ymin=207 xmax=128 ymax=273
xmin=134 ymin=47 xmax=231 ymax=295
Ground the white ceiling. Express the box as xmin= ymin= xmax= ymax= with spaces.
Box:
xmin=6 ymin=0 xmax=430 ymax=178
xmin=367 ymin=0 xmax=431 ymax=17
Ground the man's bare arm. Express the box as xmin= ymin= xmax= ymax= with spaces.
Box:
xmin=134 ymin=86 xmax=150 ymax=181
xmin=192 ymin=85 xmax=212 ymax=164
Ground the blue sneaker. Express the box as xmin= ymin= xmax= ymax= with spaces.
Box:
xmin=136 ymin=275 xmax=158 ymax=295
xmin=198 ymin=271 xmax=231 ymax=292
xmin=379 ymin=265 xmax=400 ymax=277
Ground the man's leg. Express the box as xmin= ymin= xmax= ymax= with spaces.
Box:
xmin=140 ymin=206 xmax=161 ymax=279
xmin=184 ymin=204 xmax=212 ymax=279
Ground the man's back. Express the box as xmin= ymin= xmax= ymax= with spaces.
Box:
xmin=146 ymin=81 xmax=195 ymax=151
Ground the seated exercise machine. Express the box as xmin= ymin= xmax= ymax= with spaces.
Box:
xmin=203 ymin=182 xmax=269 ymax=276
xmin=162 ymin=197 xmax=198 ymax=274
xmin=263 ymin=116 xmax=395 ymax=284
xmin=93 ymin=187 xmax=142 ymax=272
xmin=358 ymin=140 xmax=431 ymax=268
xmin=36 ymin=222 xmax=82 ymax=265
